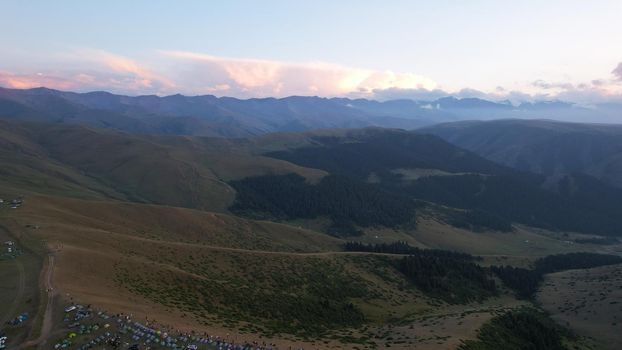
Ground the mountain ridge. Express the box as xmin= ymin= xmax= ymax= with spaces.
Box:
xmin=2 ymin=86 xmax=621 ymax=139
xmin=422 ymin=119 xmax=622 ymax=188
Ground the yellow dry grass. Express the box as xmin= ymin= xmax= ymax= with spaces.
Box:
xmin=3 ymin=195 xmax=535 ymax=348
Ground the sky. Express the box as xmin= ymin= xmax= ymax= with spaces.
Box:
xmin=1 ymin=0 xmax=622 ymax=103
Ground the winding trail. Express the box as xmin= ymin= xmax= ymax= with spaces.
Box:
xmin=19 ymin=254 xmax=55 ymax=350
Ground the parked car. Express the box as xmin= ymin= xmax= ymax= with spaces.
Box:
xmin=64 ymin=305 xmax=77 ymax=313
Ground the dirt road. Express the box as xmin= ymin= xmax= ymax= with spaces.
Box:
xmin=19 ymin=254 xmax=55 ymax=350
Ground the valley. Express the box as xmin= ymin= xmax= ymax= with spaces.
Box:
xmin=0 ymin=117 xmax=621 ymax=350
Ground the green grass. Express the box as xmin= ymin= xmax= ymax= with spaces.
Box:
xmin=115 ymin=253 xmax=372 ymax=338
xmin=0 ymin=222 xmax=45 ymax=347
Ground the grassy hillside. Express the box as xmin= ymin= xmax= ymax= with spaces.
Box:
xmin=0 ymin=121 xmax=129 ymax=199
xmin=5 ymin=120 xmax=622 ymax=239
xmin=4 ymin=194 xmax=620 ymax=347
xmin=7 ymin=120 xmax=622 ymax=238
xmin=6 ymin=195 xmax=519 ymax=343
xmin=538 ymin=264 xmax=622 ymax=350
xmin=0 ymin=120 xmax=325 ymax=212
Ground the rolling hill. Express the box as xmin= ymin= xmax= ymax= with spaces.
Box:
xmin=3 ymin=119 xmax=622 ymax=236
xmin=2 ymin=118 xmax=622 ymax=349
xmin=0 ymin=119 xmax=326 ymax=211
xmin=7 ymin=193 xmax=610 ymax=348
xmin=422 ymin=119 xmax=622 ymax=188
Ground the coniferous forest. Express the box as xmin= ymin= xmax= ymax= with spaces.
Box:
xmin=458 ymin=308 xmax=569 ymax=350
xmin=397 ymin=253 xmax=497 ymax=303
xmin=342 ymin=241 xmax=475 ymax=260
xmin=264 ymin=132 xmax=622 ymax=236
xmin=343 ymin=242 xmax=495 ymax=303
xmin=229 ymin=174 xmax=417 ymax=236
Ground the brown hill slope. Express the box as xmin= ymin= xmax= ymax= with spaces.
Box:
xmin=5 ymin=195 xmax=523 ymax=348
xmin=0 ymin=121 xmax=128 ymax=199
xmin=9 ymin=195 xmax=611 ymax=348
xmin=0 ymin=120 xmax=326 ymax=211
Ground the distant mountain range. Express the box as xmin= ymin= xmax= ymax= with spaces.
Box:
xmin=1 ymin=86 xmax=620 ymax=138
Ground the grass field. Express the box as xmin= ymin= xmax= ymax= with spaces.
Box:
xmin=3 ymin=194 xmax=621 ymax=348
xmin=537 ymin=264 xmax=622 ymax=350
xmin=0 ymin=196 xmax=493 ymax=347
xmin=0 ymin=215 xmax=45 ymax=348
xmin=0 ymin=121 xmax=329 ymax=214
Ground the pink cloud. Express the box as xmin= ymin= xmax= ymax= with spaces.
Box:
xmin=0 ymin=51 xmax=177 ymax=95
xmin=162 ymin=51 xmax=437 ymax=97
xmin=72 ymin=50 xmax=175 ymax=93
xmin=0 ymin=71 xmax=81 ymax=90
xmin=2 ymin=49 xmax=621 ymax=105
xmin=9 ymin=50 xmax=434 ymax=97
xmin=0 ymin=49 xmax=439 ymax=98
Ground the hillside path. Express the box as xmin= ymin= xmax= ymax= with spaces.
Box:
xmin=19 ymin=254 xmax=55 ymax=350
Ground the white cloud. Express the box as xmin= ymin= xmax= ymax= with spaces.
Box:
xmin=1 ymin=49 xmax=622 ymax=106
xmin=161 ymin=50 xmax=438 ymax=97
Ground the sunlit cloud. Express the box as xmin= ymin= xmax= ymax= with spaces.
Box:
xmin=0 ymin=71 xmax=80 ymax=90
xmin=370 ymin=63 xmax=622 ymax=104
xmin=161 ymin=50 xmax=438 ymax=97
xmin=1 ymin=49 xmax=622 ymax=105
xmin=0 ymin=50 xmax=175 ymax=95
xmin=0 ymin=49 xmax=439 ymax=97
xmin=70 ymin=49 xmax=176 ymax=93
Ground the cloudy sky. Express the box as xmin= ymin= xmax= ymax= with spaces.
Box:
xmin=1 ymin=0 xmax=621 ymax=103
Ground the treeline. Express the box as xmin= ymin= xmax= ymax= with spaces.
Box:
xmin=342 ymin=241 xmax=476 ymax=260
xmin=342 ymin=241 xmax=494 ymax=303
xmin=229 ymin=174 xmax=417 ymax=236
xmin=405 ymin=173 xmax=622 ymax=236
xmin=535 ymin=252 xmax=622 ymax=272
xmin=397 ymin=253 xmax=496 ymax=304
xmin=458 ymin=308 xmax=569 ymax=350
xmin=492 ymin=252 xmax=622 ymax=298
xmin=574 ymin=237 xmax=619 ymax=245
